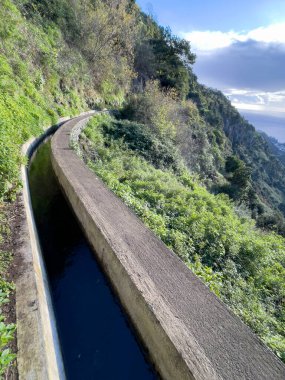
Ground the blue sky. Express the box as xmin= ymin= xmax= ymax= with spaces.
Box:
xmin=137 ymin=0 xmax=285 ymax=141
xmin=137 ymin=0 xmax=285 ymax=33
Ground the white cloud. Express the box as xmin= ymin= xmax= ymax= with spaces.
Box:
xmin=232 ymin=102 xmax=285 ymax=114
xmin=181 ymin=30 xmax=240 ymax=51
xmin=181 ymin=22 xmax=285 ymax=51
xmin=247 ymin=23 xmax=285 ymax=44
xmin=224 ymin=89 xmax=285 ymax=114
xmin=181 ymin=23 xmax=285 ymax=121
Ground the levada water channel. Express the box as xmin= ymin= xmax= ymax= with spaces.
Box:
xmin=28 ymin=138 xmax=157 ymax=379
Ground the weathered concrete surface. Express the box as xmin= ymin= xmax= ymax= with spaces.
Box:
xmin=16 ymin=113 xmax=94 ymax=379
xmin=51 ymin=115 xmax=285 ymax=380
xmin=16 ymin=112 xmax=95 ymax=380
xmin=16 ymin=118 xmax=71 ymax=380
xmin=15 ymin=190 xmax=49 ymax=380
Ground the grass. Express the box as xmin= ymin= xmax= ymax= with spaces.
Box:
xmin=0 ymin=212 xmax=16 ymax=378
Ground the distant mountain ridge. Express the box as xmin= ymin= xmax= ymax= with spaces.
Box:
xmin=185 ymin=82 xmax=285 ymax=234
xmin=260 ymin=131 xmax=285 ymax=159
xmin=240 ymin=111 xmax=285 ymax=144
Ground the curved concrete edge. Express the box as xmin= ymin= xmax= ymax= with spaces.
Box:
xmin=51 ymin=115 xmax=285 ymax=380
xmin=16 ymin=111 xmax=94 ymax=380
xmin=51 ymin=121 xmax=203 ymax=380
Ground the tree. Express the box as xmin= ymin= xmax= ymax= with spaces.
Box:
xmin=134 ymin=20 xmax=195 ymax=98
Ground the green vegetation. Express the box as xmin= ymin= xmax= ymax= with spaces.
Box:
xmin=0 ymin=0 xmax=89 ymax=201
xmin=0 ymin=212 xmax=16 ymax=377
xmin=0 ymin=280 xmax=16 ymax=378
xmin=2 ymin=0 xmax=285 ymax=228
xmin=1 ymin=0 xmax=285 ymax=369
xmin=79 ymin=113 xmax=285 ymax=361
xmin=187 ymin=84 xmax=285 ymax=234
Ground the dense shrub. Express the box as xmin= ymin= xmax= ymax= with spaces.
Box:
xmin=99 ymin=116 xmax=182 ymax=171
xmin=79 ymin=115 xmax=285 ymax=361
xmin=0 ymin=1 xmax=91 ymax=200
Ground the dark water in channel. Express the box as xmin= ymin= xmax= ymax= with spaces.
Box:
xmin=28 ymin=140 xmax=156 ymax=380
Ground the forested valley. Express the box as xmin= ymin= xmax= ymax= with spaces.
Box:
xmin=0 ymin=0 xmax=285 ymax=372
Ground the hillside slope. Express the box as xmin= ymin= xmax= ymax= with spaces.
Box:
xmin=188 ymin=83 xmax=285 ymax=233
xmin=1 ymin=0 xmax=285 ymax=226
xmin=0 ymin=0 xmax=285 ymax=372
xmin=78 ymin=113 xmax=285 ymax=361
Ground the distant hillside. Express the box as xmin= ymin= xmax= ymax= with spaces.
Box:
xmin=241 ymin=111 xmax=285 ymax=143
xmin=260 ymin=131 xmax=285 ymax=164
xmin=186 ymin=83 xmax=285 ymax=234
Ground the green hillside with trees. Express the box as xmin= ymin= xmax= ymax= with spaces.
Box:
xmin=78 ymin=113 xmax=285 ymax=362
xmin=0 ymin=0 xmax=285 ymax=374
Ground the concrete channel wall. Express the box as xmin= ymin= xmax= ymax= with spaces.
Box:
xmin=17 ymin=112 xmax=94 ymax=380
xmin=51 ymin=114 xmax=285 ymax=380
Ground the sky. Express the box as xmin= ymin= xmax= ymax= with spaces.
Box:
xmin=137 ymin=0 xmax=285 ymax=141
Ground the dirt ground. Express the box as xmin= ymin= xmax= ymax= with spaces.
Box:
xmin=0 ymin=197 xmax=24 ymax=379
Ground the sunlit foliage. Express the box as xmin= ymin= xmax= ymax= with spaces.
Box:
xmin=80 ymin=114 xmax=285 ymax=361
